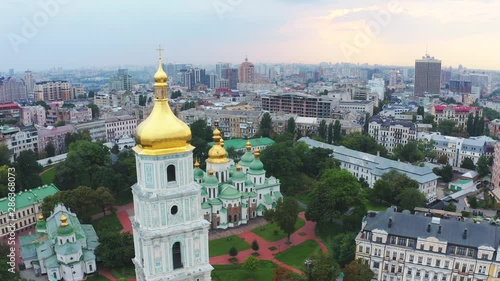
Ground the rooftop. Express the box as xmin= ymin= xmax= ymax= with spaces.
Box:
xmin=0 ymin=184 xmax=60 ymax=214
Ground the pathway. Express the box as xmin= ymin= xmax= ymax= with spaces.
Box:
xmin=209 ymin=212 xmax=328 ymax=275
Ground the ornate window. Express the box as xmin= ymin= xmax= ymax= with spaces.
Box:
xmin=167 ymin=165 xmax=176 ymax=182
xmin=172 ymin=242 xmax=183 ymax=269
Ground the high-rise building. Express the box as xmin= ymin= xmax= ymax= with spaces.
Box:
xmin=238 ymin=56 xmax=255 ymax=83
xmin=222 ymin=68 xmax=238 ymax=90
xmin=132 ymin=56 xmax=212 ymax=280
xmin=9 ymin=69 xmax=14 ymax=76
xmin=34 ymin=81 xmax=71 ymax=101
xmin=414 ymin=54 xmax=442 ymax=95
xmin=0 ymin=77 xmax=28 ymax=102
xmin=109 ymin=69 xmax=132 ymax=91
xmin=24 ymin=70 xmax=35 ymax=97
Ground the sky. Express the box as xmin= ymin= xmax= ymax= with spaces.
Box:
xmin=1 ymin=0 xmax=499 ymax=71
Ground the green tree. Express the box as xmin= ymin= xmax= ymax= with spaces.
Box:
xmin=87 ymin=103 xmax=100 ymax=119
xmin=190 ymin=120 xmax=213 ymax=162
xmin=95 ymin=187 xmax=115 ymax=215
xmin=287 ymin=117 xmax=296 ymax=136
xmin=305 ymin=253 xmax=339 ymax=281
xmin=331 ymin=232 xmax=356 ymax=266
xmin=461 ymin=157 xmax=476 ymax=170
xmin=444 ymin=202 xmax=457 ymax=212
xmin=264 ymin=197 xmax=299 ymax=242
xmin=440 ymin=164 xmax=454 ymax=183
xmin=466 ymin=114 xmax=475 ymax=136
xmin=272 ymin=267 xmax=295 ymax=281
xmin=97 ymin=232 xmax=134 ymax=269
xmin=468 ymin=196 xmax=478 ymax=209
xmin=392 ymin=141 xmax=424 ymax=163
xmin=318 ymin=120 xmax=327 ymax=140
xmin=35 ymin=100 xmax=51 ymax=110
xmin=88 ymin=91 xmax=95 ymax=98
xmin=340 ymin=133 xmax=387 ymax=157
xmin=243 ymin=256 xmax=259 ymax=280
xmin=333 ymin=120 xmax=342 ymax=144
xmin=475 ymin=116 xmax=484 ymax=136
xmin=438 ymin=120 xmax=457 ymax=135
xmin=417 ymin=106 xmax=425 ymax=117
xmin=171 ymin=90 xmax=182 ymax=99
xmin=344 ymin=259 xmax=374 ymax=281
xmin=477 ymin=155 xmax=490 ymax=177
xmin=55 ymin=120 xmax=66 ymax=127
xmin=437 ymin=155 xmax=449 ymax=165
xmin=0 ymin=242 xmax=22 ymax=281
xmin=229 ymin=246 xmax=238 ymax=257
xmin=423 ymin=115 xmax=436 ymax=127
xmin=396 ymin=188 xmax=427 ymax=211
xmin=370 ymin=170 xmax=419 ymax=205
xmin=257 ymin=112 xmax=273 ymax=138
xmin=260 ymin=141 xmax=303 ymax=194
xmin=45 ymin=142 xmax=56 ymax=157
xmin=111 ymin=144 xmax=120 ymax=154
xmin=327 ymin=123 xmax=334 ymax=144
xmin=251 ymin=240 xmax=259 ymax=253
xmin=0 ymin=144 xmax=11 ymax=166
xmin=65 ymin=130 xmax=92 ymax=151
xmin=14 ymin=150 xmax=43 ymax=191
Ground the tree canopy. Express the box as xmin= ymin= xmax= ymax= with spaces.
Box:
xmin=339 ymin=133 xmax=387 ymax=157
xmin=344 ymin=260 xmax=375 ymax=281
xmin=257 ymin=112 xmax=273 ymax=138
xmin=369 ymin=170 xmax=426 ymax=209
xmin=263 ymin=197 xmax=299 ymax=241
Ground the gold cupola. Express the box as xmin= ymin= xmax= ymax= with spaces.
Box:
xmin=134 ymin=48 xmax=193 ymax=155
xmin=60 ymin=214 xmax=68 ymax=227
xmin=207 ymin=127 xmax=229 ymax=164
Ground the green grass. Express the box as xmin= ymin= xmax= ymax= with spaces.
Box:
xmin=211 ymin=260 xmax=277 ymax=281
xmin=275 ymin=240 xmax=322 ymax=271
xmin=364 ymin=199 xmax=390 ymax=211
xmin=315 ymin=221 xmax=343 ymax=253
xmin=85 ymin=275 xmax=111 ymax=281
xmin=110 ymin=267 xmax=136 ymax=279
xmin=295 ymin=192 xmax=312 ymax=206
xmin=209 ymin=235 xmax=251 ymax=257
xmin=251 ymin=218 xmax=305 ymax=242
xmin=92 ymin=213 xmax=123 ymax=235
xmin=40 ymin=167 xmax=56 ymax=184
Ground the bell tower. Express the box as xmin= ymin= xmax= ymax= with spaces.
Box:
xmin=131 ymin=48 xmax=212 ymax=281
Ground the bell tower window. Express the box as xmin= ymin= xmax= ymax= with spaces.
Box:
xmin=172 ymin=242 xmax=183 ymax=269
xmin=167 ymin=165 xmax=176 ymax=182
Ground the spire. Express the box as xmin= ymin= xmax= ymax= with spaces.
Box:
xmin=246 ymin=140 xmax=251 ymax=151
xmin=245 ymin=55 xmax=248 ymax=62
xmin=154 ymin=45 xmax=168 ymax=98
xmin=254 ymin=148 xmax=260 ymax=159
xmin=220 ymin=138 xmax=225 ymax=148
xmin=194 ymin=158 xmax=200 ymax=168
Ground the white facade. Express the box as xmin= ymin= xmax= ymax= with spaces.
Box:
xmin=0 ymin=126 xmax=38 ymax=160
xmin=21 ymin=105 xmax=47 ymax=126
xmin=369 ymin=117 xmax=417 ymax=153
xmin=338 ymin=100 xmax=374 ymax=116
xmin=105 ymin=115 xmax=137 ymax=141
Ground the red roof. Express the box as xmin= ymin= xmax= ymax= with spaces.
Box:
xmin=434 ymin=105 xmax=479 ymax=113
xmin=0 ymin=103 xmax=21 ymax=110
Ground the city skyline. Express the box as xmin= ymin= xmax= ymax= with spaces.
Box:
xmin=1 ymin=0 xmax=499 ymax=70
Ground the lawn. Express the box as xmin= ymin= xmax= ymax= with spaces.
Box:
xmin=86 ymin=275 xmax=111 ymax=281
xmin=111 ymin=267 xmax=136 ymax=279
xmin=211 ymin=260 xmax=277 ymax=281
xmin=251 ymin=218 xmax=305 ymax=242
xmin=92 ymin=213 xmax=123 ymax=235
xmin=275 ymin=239 xmax=322 ymax=271
xmin=295 ymin=192 xmax=312 ymax=206
xmin=364 ymin=199 xmax=390 ymax=211
xmin=40 ymin=167 xmax=56 ymax=184
xmin=209 ymin=235 xmax=251 ymax=257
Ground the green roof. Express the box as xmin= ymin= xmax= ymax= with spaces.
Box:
xmin=274 ymin=191 xmax=283 ymax=200
xmin=36 ymin=220 xmax=47 ymax=230
xmin=208 ymin=137 xmax=275 ymax=150
xmin=240 ymin=151 xmax=254 ymax=166
xmin=208 ymin=198 xmax=223 ymax=205
xmin=219 ymin=185 xmax=242 ymax=199
xmin=202 ymin=202 xmax=211 ymax=209
xmin=248 ymin=159 xmax=265 ymax=174
xmin=455 ymin=179 xmax=472 ymax=185
xmin=264 ymin=194 xmax=273 ymax=205
xmin=248 ymin=191 xmax=257 ymax=198
xmin=201 ymin=187 xmax=208 ymax=196
xmin=221 ymin=207 xmax=227 ymax=213
xmin=194 ymin=168 xmax=204 ymax=179
xmin=55 ymin=241 xmax=81 ymax=256
xmin=0 ymin=184 xmax=60 ymax=213
xmin=257 ymin=204 xmax=266 ymax=212
xmin=44 ymin=255 xmax=59 ymax=269
xmin=57 ymin=224 xmax=75 ymax=236
xmin=232 ymin=170 xmax=246 ymax=181
xmin=203 ymin=175 xmax=219 ymax=186
xmin=83 ymin=249 xmax=96 ymax=261
xmin=242 ymin=203 xmax=247 ymax=208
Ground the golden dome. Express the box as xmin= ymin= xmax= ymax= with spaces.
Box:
xmin=236 ymin=163 xmax=242 ymax=171
xmin=60 ymin=214 xmax=68 ymax=227
xmin=246 ymin=140 xmax=251 ymax=151
xmin=207 ymin=128 xmax=229 ymax=164
xmin=194 ymin=159 xmax=200 ymax=168
xmin=254 ymin=148 xmax=261 ymax=158
xmin=134 ymin=52 xmax=193 ymax=156
xmin=208 ymin=169 xmax=214 ymax=176
xmin=38 ymin=214 xmax=44 ymax=221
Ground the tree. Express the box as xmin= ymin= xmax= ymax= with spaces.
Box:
xmin=423 ymin=115 xmax=436 ymax=127
xmin=138 ymin=95 xmax=146 ymax=106
xmin=190 ymin=120 xmax=212 ymax=161
xmin=171 ymin=90 xmax=182 ymax=99
xmin=461 ymin=157 xmax=476 ymax=170
xmin=0 ymin=144 xmax=11 ymax=166
xmin=327 ymin=123 xmax=333 ymax=144
xmin=264 ymin=197 xmax=299 ymax=242
xmin=468 ymin=196 xmax=478 ymax=209
xmin=444 ymin=202 xmax=457 ymax=212
xmin=477 ymin=155 xmax=490 ymax=177
xmin=318 ymin=120 xmax=327 ymax=140
xmin=251 ymin=240 xmax=259 ymax=253
xmin=440 ymin=164 xmax=454 ymax=183
xmin=0 ymin=242 xmax=22 ymax=281
xmin=55 ymin=120 xmax=66 ymax=127
xmin=475 ymin=116 xmax=484 ymax=136
xmin=437 ymin=155 xmax=449 ymax=165
xmin=396 ymin=188 xmax=428 ymax=211
xmin=344 ymin=260 xmax=374 ymax=281
xmin=45 ymin=142 xmax=56 ymax=157
xmin=87 ymin=103 xmax=100 ymax=119
xmin=111 ymin=144 xmax=120 ymax=154
xmin=272 ymin=267 xmax=295 ymax=281
xmin=95 ymin=187 xmax=115 ymax=216
xmin=257 ymin=112 xmax=273 ymax=138
xmin=392 ymin=141 xmax=424 ymax=163
xmin=370 ymin=170 xmax=419 ymax=205
xmin=97 ymin=232 xmax=134 ymax=269
xmin=287 ymin=117 xmax=296 ymax=136
xmin=35 ymin=100 xmax=51 ymax=110
xmin=466 ymin=114 xmax=474 ymax=136
xmin=65 ymin=130 xmax=92 ymax=151
xmin=340 ymin=133 xmax=387 ymax=157
xmin=417 ymin=106 xmax=425 ymax=117
xmin=260 ymin=141 xmax=303 ymax=194
xmin=229 ymin=246 xmax=238 ymax=257
xmin=331 ymin=233 xmax=356 ymax=266
xmin=333 ymin=120 xmax=342 ymax=144
xmin=14 ymin=150 xmax=43 ymax=191
xmin=243 ymin=256 xmax=259 ymax=279
xmin=88 ymin=91 xmax=95 ymax=98
xmin=438 ymin=120 xmax=456 ymax=135
xmin=305 ymin=253 xmax=339 ymax=281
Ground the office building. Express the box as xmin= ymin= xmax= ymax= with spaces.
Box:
xmin=338 ymin=100 xmax=374 ymax=116
xmin=109 ymin=69 xmax=132 ymax=91
xmin=24 ymin=70 xmax=35 ymax=97
xmin=74 ymin=119 xmax=106 ymax=141
xmin=414 ymin=54 xmax=442 ymax=95
xmin=0 ymin=126 xmax=38 ymax=160
xmin=261 ymin=93 xmax=335 ymax=118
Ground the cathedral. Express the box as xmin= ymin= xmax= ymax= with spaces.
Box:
xmin=131 ymin=51 xmax=212 ymax=281
xmin=195 ymin=132 xmax=282 ymax=229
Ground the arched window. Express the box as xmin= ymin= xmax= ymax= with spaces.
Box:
xmin=172 ymin=242 xmax=183 ymax=269
xmin=167 ymin=165 xmax=176 ymax=182
xmin=228 ymin=215 xmax=232 ymax=223
xmin=259 ymin=194 xmax=262 ymax=199
xmin=234 ymin=214 xmax=237 ymax=222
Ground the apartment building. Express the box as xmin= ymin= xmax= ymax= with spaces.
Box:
xmin=338 ymin=100 xmax=374 ymax=116
xmin=46 ymin=106 xmax=92 ymax=125
xmin=261 ymin=92 xmax=335 ymax=118
xmin=0 ymin=126 xmax=38 ymax=160
xmin=369 ymin=116 xmax=417 ymax=153
xmin=34 ymin=81 xmax=71 ymax=101
xmin=0 ymin=103 xmax=22 ymax=123
xmin=356 ymin=208 xmax=500 ymax=281
xmin=300 ymin=137 xmax=438 ymax=202
xmin=294 ymin=116 xmax=363 ymax=136
xmin=37 ymin=124 xmax=77 ymax=155
xmin=178 ymin=108 xmax=262 ymax=139
xmin=432 ymin=106 xmax=482 ymax=127
xmin=0 ymin=184 xmax=59 ymax=239
xmin=21 ymin=105 xmax=47 ymax=126
xmin=74 ymin=119 xmax=106 ymax=141
xmin=490 ymin=142 xmax=500 ymax=190
xmin=104 ymin=115 xmax=137 ymax=141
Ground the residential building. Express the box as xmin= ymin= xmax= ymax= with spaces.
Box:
xmin=24 ymin=70 xmax=35 ymax=96
xmin=104 ymin=115 xmax=137 ymax=141
xmin=37 ymin=124 xmax=77 ymax=155
xmin=34 ymin=81 xmax=71 ymax=101
xmin=338 ymin=100 xmax=374 ymax=116
xmin=492 ymin=142 xmax=500 ymax=189
xmin=0 ymin=77 xmax=28 ymax=102
xmin=489 ymin=119 xmax=500 ymax=138
xmin=46 ymin=106 xmax=92 ymax=125
xmin=109 ymin=69 xmax=132 ymax=91
xmin=414 ymin=54 xmax=442 ymax=95
xmin=21 ymin=105 xmax=47 ymax=126
xmin=356 ymin=208 xmax=500 ymax=281
xmin=0 ymin=126 xmax=38 ymax=160
xmin=369 ymin=116 xmax=417 ymax=153
xmin=72 ymin=83 xmax=85 ymax=98
xmin=20 ymin=204 xmax=98 ymax=281
xmin=294 ymin=116 xmax=363 ymax=136
xmin=300 ymin=137 xmax=438 ymax=202
xmin=74 ymin=119 xmax=106 ymax=141
xmin=221 ymin=68 xmax=239 ymax=90
xmin=178 ymin=108 xmax=261 ymax=139
xmin=432 ymin=105 xmax=482 ymax=127
xmin=0 ymin=184 xmax=59 ymax=239
xmin=368 ymin=78 xmax=386 ymax=100
xmin=485 ymin=100 xmax=500 ymax=113
xmin=0 ymin=103 xmax=22 ymax=123
xmin=261 ymin=92 xmax=336 ymax=118
xmin=238 ymin=56 xmax=255 ymax=83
